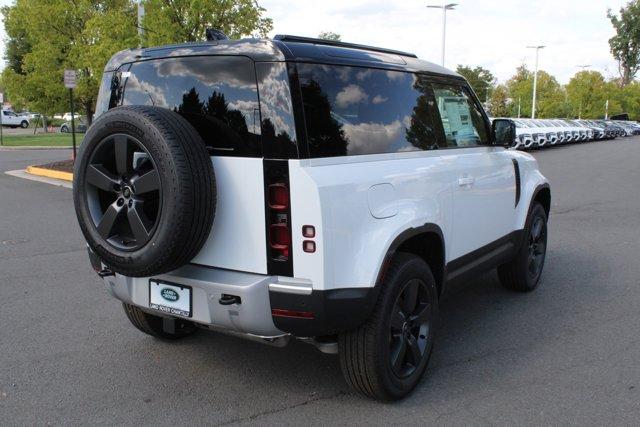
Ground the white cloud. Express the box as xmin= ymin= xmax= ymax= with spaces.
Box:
xmin=335 ymin=84 xmax=368 ymax=107
xmin=372 ymin=95 xmax=388 ymax=104
xmin=343 ymin=118 xmax=409 ymax=155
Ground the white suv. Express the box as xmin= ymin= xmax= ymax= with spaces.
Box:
xmin=73 ymin=34 xmax=551 ymax=401
xmin=1 ymin=110 xmax=30 ymax=128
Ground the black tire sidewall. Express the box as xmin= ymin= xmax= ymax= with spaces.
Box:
xmin=516 ymin=203 xmax=548 ymax=290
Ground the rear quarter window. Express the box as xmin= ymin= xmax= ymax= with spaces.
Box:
xmin=297 ymin=64 xmax=440 ymax=158
xmin=121 ymin=56 xmax=261 ymax=157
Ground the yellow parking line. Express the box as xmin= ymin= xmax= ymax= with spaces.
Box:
xmin=26 ymin=166 xmax=73 ymax=182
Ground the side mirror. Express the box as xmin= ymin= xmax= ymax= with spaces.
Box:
xmin=492 ymin=119 xmax=517 ymax=147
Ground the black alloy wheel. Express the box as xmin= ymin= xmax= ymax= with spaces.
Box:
xmin=389 ymin=279 xmax=432 ymax=379
xmin=84 ymin=133 xmax=161 ymax=251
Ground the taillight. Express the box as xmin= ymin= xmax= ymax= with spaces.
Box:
xmin=269 ymin=223 xmax=290 ymax=260
xmin=268 ymin=183 xmax=289 ymax=210
xmin=266 ymin=181 xmax=292 ymax=262
xmin=264 ymin=160 xmax=293 ymax=276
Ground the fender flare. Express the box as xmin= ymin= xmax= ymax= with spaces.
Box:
xmin=374 ymin=223 xmax=446 ymax=288
xmin=528 ymin=183 xmax=551 ymax=218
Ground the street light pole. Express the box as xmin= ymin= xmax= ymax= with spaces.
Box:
xmin=527 ymin=45 xmax=545 ymax=119
xmin=428 ymin=3 xmax=457 ymax=67
xmin=137 ymin=0 xmax=145 ymax=45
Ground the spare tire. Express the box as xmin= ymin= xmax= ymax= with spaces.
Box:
xmin=73 ymin=106 xmax=216 ymax=277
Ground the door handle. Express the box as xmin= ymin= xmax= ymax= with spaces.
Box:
xmin=458 ymin=176 xmax=475 ymax=186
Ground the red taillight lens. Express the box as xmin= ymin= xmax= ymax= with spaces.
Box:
xmin=269 ymin=223 xmax=290 ymax=259
xmin=268 ymin=183 xmax=289 ymax=210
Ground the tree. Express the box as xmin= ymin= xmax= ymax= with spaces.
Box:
xmin=488 ymin=84 xmax=510 ymax=117
xmin=608 ymin=1 xmax=640 ymax=86
xmin=566 ymin=71 xmax=608 ymax=119
xmin=455 ymin=65 xmax=495 ymax=101
xmin=318 ymin=32 xmax=341 ymax=41
xmin=504 ymin=65 xmax=567 ymax=118
xmin=1 ymin=0 xmax=139 ymax=123
xmin=141 ymin=0 xmax=273 ymax=46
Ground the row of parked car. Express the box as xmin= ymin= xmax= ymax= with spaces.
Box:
xmin=494 ymin=118 xmax=640 ymax=150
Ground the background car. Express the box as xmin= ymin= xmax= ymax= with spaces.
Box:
xmin=1 ymin=110 xmax=30 ymax=128
xmin=60 ymin=118 xmax=87 ymax=133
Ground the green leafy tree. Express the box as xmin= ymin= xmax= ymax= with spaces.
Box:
xmin=141 ymin=0 xmax=273 ymax=46
xmin=505 ymin=65 xmax=567 ymax=118
xmin=1 ymin=0 xmax=139 ymax=123
xmin=456 ymin=65 xmax=495 ymax=101
xmin=488 ymin=84 xmax=510 ymax=117
xmin=605 ymin=80 xmax=639 ymax=119
xmin=566 ymin=71 xmax=609 ymax=119
xmin=608 ymin=1 xmax=640 ymax=86
xmin=505 ymin=65 xmax=533 ymax=117
xmin=318 ymin=32 xmax=341 ymax=41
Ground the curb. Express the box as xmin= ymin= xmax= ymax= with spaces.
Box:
xmin=26 ymin=165 xmax=73 ymax=182
xmin=5 ymin=169 xmax=72 ymax=189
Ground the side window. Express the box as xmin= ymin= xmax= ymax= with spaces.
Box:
xmin=432 ymin=84 xmax=489 ymax=147
xmin=297 ymin=64 xmax=439 ymax=158
xmin=122 ymin=56 xmax=261 ymax=157
xmin=255 ymin=62 xmax=298 ymax=159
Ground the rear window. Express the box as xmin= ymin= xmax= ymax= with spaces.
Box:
xmin=297 ymin=64 xmax=439 ymax=158
xmin=121 ymin=56 xmax=261 ymax=157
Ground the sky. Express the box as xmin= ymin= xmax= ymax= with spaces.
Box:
xmin=260 ymin=0 xmax=628 ymax=84
xmin=0 ymin=0 xmax=629 ymax=84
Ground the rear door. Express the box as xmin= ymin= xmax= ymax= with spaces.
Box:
xmin=118 ymin=55 xmax=269 ymax=274
xmin=431 ymin=82 xmax=516 ymax=261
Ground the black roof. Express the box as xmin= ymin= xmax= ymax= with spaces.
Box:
xmin=104 ymin=35 xmax=460 ymax=78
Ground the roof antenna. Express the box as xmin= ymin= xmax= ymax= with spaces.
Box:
xmin=206 ymin=28 xmax=229 ymax=41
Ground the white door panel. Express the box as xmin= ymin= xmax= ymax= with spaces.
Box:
xmin=191 ymin=157 xmax=267 ymax=274
xmin=449 ymin=148 xmax=515 ymax=260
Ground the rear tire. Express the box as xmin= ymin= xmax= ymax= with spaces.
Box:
xmin=123 ymin=303 xmax=198 ymax=340
xmin=498 ymin=202 xmax=548 ymax=292
xmin=339 ymin=253 xmax=438 ymax=401
xmin=20 ymin=120 xmax=29 ymax=128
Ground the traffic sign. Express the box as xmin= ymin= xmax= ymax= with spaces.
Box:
xmin=64 ymin=70 xmax=77 ymax=89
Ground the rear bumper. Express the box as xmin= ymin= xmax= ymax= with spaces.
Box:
xmin=91 ymin=251 xmax=376 ymax=338
xmin=102 ymin=263 xmax=285 ymax=337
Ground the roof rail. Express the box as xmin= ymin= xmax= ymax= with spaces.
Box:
xmin=273 ymin=34 xmax=417 ymax=58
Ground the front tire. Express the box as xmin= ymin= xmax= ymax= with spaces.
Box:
xmin=123 ymin=303 xmax=198 ymax=340
xmin=498 ymin=202 xmax=548 ymax=292
xmin=339 ymin=253 xmax=438 ymax=401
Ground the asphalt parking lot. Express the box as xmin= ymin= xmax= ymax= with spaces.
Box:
xmin=1 ymin=139 xmax=640 ymax=425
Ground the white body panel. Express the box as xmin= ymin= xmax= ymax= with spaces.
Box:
xmin=288 ymin=151 xmax=454 ymax=290
xmin=447 ymin=148 xmax=516 ymax=259
xmin=191 ymin=157 xmax=268 ymax=275
xmin=285 ymin=146 xmax=549 ymax=291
